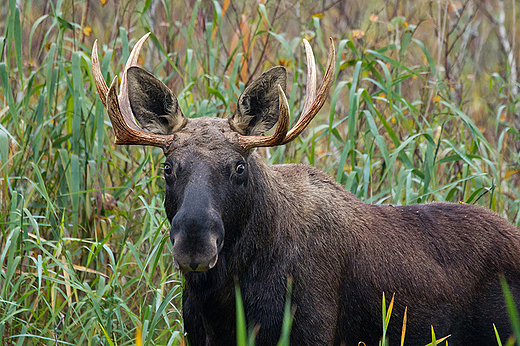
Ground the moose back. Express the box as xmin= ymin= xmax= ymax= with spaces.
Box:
xmin=91 ymin=33 xmax=520 ymax=345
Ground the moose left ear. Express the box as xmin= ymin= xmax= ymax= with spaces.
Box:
xmin=230 ymin=66 xmax=287 ymax=136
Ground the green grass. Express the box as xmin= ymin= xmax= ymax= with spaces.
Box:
xmin=1 ymin=0 xmax=519 ymax=345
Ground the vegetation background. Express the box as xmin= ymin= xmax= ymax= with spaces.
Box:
xmin=1 ymin=0 xmax=519 ymax=344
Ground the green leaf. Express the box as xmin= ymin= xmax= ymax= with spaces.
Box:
xmin=56 ymin=16 xmax=74 ymax=30
xmin=235 ymin=284 xmax=247 ymax=346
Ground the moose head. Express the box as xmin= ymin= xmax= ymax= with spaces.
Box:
xmin=91 ymin=33 xmax=335 ymax=272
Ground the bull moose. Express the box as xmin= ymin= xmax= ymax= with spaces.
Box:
xmin=91 ymin=33 xmax=520 ymax=345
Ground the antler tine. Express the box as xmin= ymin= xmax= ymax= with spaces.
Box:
xmin=300 ymin=39 xmax=317 ymax=117
xmin=282 ymin=37 xmax=335 ymax=145
xmin=119 ymin=32 xmax=152 ymax=132
xmin=125 ymin=32 xmax=152 ymax=71
xmin=238 ymin=85 xmax=290 ymax=151
xmin=106 ymin=77 xmax=175 ymax=151
xmin=91 ymin=40 xmax=109 ymax=107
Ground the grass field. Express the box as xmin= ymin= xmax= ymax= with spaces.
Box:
xmin=1 ymin=0 xmax=520 ymax=345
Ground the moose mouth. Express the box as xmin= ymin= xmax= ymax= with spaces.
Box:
xmin=173 ymin=253 xmax=218 ymax=272
xmin=170 ymin=231 xmax=222 ymax=272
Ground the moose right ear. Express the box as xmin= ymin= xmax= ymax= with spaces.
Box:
xmin=230 ymin=66 xmax=287 ymax=136
xmin=126 ymin=66 xmax=186 ymax=135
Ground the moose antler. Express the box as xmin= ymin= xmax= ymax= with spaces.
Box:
xmin=238 ymin=37 xmax=336 ymax=150
xmin=92 ymin=34 xmax=334 ymax=153
xmin=91 ymin=33 xmax=176 ymax=154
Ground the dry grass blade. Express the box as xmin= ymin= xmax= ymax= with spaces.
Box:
xmin=400 ymin=306 xmax=407 ymax=346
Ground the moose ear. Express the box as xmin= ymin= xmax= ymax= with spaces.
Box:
xmin=230 ymin=66 xmax=287 ymax=136
xmin=126 ymin=66 xmax=186 ymax=135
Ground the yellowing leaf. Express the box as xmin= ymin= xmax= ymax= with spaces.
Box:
xmin=100 ymin=0 xmax=107 ymax=6
xmin=71 ymin=263 xmax=110 ymax=278
xmin=400 ymin=306 xmax=407 ymax=346
xmin=61 ymin=256 xmax=72 ymax=307
xmin=277 ymin=59 xmax=293 ymax=68
xmin=222 ymin=0 xmax=230 ymax=13
xmin=303 ymin=32 xmax=315 ymax=42
xmin=136 ymin=325 xmax=142 ymax=346
xmin=504 ymin=170 xmax=518 ymax=179
xmin=82 ymin=26 xmax=92 ymax=36
xmin=369 ymin=14 xmax=379 ymax=22
xmin=352 ymin=29 xmax=365 ymax=40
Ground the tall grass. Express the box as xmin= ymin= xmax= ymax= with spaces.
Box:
xmin=1 ymin=0 xmax=519 ymax=345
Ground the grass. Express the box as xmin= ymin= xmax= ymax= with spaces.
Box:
xmin=1 ymin=0 xmax=519 ymax=344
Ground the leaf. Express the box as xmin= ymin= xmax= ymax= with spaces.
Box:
xmin=400 ymin=307 xmax=407 ymax=346
xmin=235 ymin=284 xmax=247 ymax=346
xmin=352 ymin=29 xmax=365 ymax=40
xmin=56 ymin=16 xmax=74 ymax=30
xmin=99 ymin=323 xmax=115 ymax=346
xmin=82 ymin=26 xmax=92 ymax=36
xmin=500 ymin=276 xmax=520 ymax=343
xmin=136 ymin=325 xmax=143 ymax=346
xmin=370 ymin=14 xmax=379 ymax=22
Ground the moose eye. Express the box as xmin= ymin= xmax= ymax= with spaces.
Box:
xmin=164 ymin=163 xmax=173 ymax=176
xmin=235 ymin=163 xmax=246 ymax=175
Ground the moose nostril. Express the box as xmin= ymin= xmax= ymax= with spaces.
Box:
xmin=189 ymin=262 xmax=198 ymax=271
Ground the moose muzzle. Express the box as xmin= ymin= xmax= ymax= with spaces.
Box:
xmin=170 ymin=205 xmax=224 ymax=272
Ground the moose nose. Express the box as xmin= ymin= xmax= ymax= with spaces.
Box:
xmin=170 ymin=207 xmax=224 ymax=272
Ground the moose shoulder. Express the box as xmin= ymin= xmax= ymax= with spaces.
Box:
xmin=91 ymin=33 xmax=520 ymax=345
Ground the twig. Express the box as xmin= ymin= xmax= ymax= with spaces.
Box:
xmin=246 ymin=1 xmax=282 ymax=85
xmin=54 ymin=313 xmax=64 ymax=346
xmin=480 ymin=0 xmax=517 ymax=98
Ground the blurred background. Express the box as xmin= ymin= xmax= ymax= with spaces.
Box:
xmin=1 ymin=0 xmax=519 ymax=344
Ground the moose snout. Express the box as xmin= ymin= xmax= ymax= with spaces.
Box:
xmin=170 ymin=208 xmax=224 ymax=272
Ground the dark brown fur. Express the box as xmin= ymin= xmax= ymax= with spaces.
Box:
xmin=124 ymin=65 xmax=520 ymax=346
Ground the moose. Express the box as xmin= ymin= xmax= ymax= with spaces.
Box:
xmin=91 ymin=33 xmax=520 ymax=345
